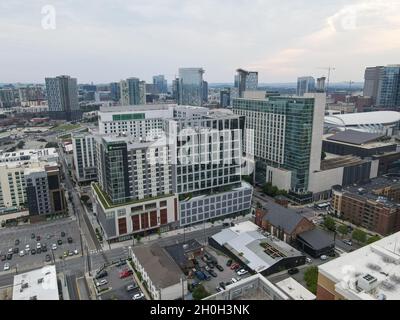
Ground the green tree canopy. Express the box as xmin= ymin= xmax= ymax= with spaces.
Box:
xmin=337 ymin=225 xmax=348 ymax=236
xmin=192 ymin=284 xmax=210 ymax=300
xmin=366 ymin=234 xmax=381 ymax=245
xmin=304 ymin=266 xmax=318 ymax=294
xmin=352 ymin=229 xmax=367 ymax=243
xmin=323 ymin=216 xmax=336 ymax=232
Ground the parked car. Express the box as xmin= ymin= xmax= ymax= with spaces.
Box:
xmin=222 ymin=223 xmax=230 ymax=227
xmin=219 ymin=282 xmax=226 ymax=290
xmin=36 ymin=243 xmax=41 ymax=249
xmin=288 ymin=268 xmax=299 ymax=275
xmin=237 ymin=269 xmax=248 ymax=276
xmin=13 ymin=248 xmax=19 ymax=254
xmin=1 ymin=255 xmax=6 ymax=261
xmin=37 ymin=248 xmax=42 ymax=254
xmin=132 ymin=293 xmax=144 ymax=300
xmin=195 ymin=271 xmax=206 ymax=281
xmin=36 ymin=236 xmax=41 ymax=241
xmin=63 ymin=251 xmax=69 ymax=257
xmin=96 ymin=279 xmax=108 ymax=287
xmin=226 ymin=259 xmax=233 ymax=267
xmin=320 ymin=255 xmax=328 ymax=260
xmin=73 ymin=249 xmax=78 ymax=255
xmin=231 ymin=277 xmax=238 ymax=283
xmin=25 ymin=244 xmax=30 ymax=252
xmin=96 ymin=270 xmax=108 ymax=279
xmin=230 ymin=222 xmax=235 ymax=227
xmin=51 ymin=244 xmax=57 ymax=250
xmin=306 ymin=257 xmax=312 ymax=264
xmin=116 ymin=260 xmax=127 ymax=267
xmin=202 ymin=270 xmax=211 ymax=281
xmin=232 ymin=264 xmax=240 ymax=271
xmin=8 ymin=248 xmax=13 ymax=254
xmin=57 ymin=239 xmax=62 ymax=245
xmin=67 ymin=237 xmax=73 ymax=244
xmin=206 ymin=261 xmax=214 ymax=269
xmin=119 ymin=269 xmax=133 ymax=279
xmin=19 ymin=250 xmax=25 ymax=257
xmin=215 ymin=287 xmax=224 ymax=292
xmin=3 ymin=263 xmax=10 ymax=271
xmin=205 ymin=265 xmax=211 ymax=271
xmin=343 ymin=239 xmax=352 ymax=246
xmin=14 ymin=239 xmax=20 ymax=246
xmin=209 ymin=270 xmax=217 ymax=277
xmin=45 ymin=254 xmax=51 ymax=262
xmin=31 ymin=233 xmax=35 ymax=239
xmin=6 ymin=253 xmax=12 ymax=260
xmin=61 ymin=232 xmax=66 ymax=237
xmin=31 ymin=249 xmax=36 ymax=255
xmin=42 ymin=244 xmax=47 ymax=252
xmin=216 ymin=264 xmax=224 ymax=272
xmin=126 ymin=284 xmax=137 ymax=292
xmin=230 ymin=262 xmax=239 ymax=270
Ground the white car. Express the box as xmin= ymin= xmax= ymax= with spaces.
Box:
xmin=3 ymin=263 xmax=10 ymax=271
xmin=320 ymin=255 xmax=328 ymax=261
xmin=306 ymin=257 xmax=312 ymax=264
xmin=96 ymin=279 xmax=108 ymax=287
xmin=25 ymin=244 xmax=30 ymax=252
xmin=343 ymin=239 xmax=353 ymax=246
xmin=19 ymin=250 xmax=25 ymax=257
xmin=52 ymin=244 xmax=57 ymax=250
xmin=231 ymin=277 xmax=238 ymax=283
xmin=132 ymin=293 xmax=144 ymax=300
xmin=36 ymin=243 xmax=41 ymax=249
xmin=73 ymin=249 xmax=78 ymax=255
xmin=236 ymin=269 xmax=248 ymax=276
xmin=7 ymin=248 xmax=13 ymax=254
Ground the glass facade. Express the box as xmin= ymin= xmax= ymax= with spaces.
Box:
xmin=377 ymin=66 xmax=400 ymax=108
xmin=178 ymin=68 xmax=204 ymax=106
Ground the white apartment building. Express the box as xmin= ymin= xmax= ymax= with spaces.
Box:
xmin=0 ymin=148 xmax=58 ymax=164
xmin=72 ymin=133 xmax=97 ymax=183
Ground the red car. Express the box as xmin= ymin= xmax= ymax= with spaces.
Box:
xmin=119 ymin=269 xmax=133 ymax=279
xmin=230 ymin=263 xmax=239 ymax=270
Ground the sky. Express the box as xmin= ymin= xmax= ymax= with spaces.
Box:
xmin=1 ymin=0 xmax=400 ymax=84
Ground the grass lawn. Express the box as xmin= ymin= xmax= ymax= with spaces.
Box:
xmin=51 ymin=123 xmax=81 ymax=132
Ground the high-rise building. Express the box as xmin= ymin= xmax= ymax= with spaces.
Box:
xmin=297 ymin=76 xmax=315 ymax=96
xmin=178 ymin=68 xmax=204 ymax=106
xmin=202 ymin=80 xmax=208 ymax=103
xmin=235 ymin=69 xmax=258 ymax=98
xmin=153 ymin=75 xmax=168 ymax=94
xmin=119 ymin=78 xmax=141 ymax=105
xmin=139 ymin=81 xmax=146 ymax=105
xmin=376 ymin=65 xmax=400 ymax=108
xmin=220 ymin=88 xmax=231 ymax=108
xmin=172 ymin=78 xmax=180 ymax=102
xmin=363 ymin=66 xmax=383 ymax=103
xmin=233 ymin=93 xmax=326 ymax=202
xmin=316 ymin=77 xmax=326 ymax=92
xmin=110 ymin=82 xmax=121 ymax=102
xmin=72 ymin=133 xmax=97 ymax=183
xmin=45 ymin=75 xmax=81 ymax=121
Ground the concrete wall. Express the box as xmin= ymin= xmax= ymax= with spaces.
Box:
xmin=266 ymin=166 xmax=292 ymax=191
xmin=308 ymin=167 xmax=344 ymax=194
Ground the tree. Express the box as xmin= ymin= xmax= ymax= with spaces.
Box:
xmin=352 ymin=229 xmax=367 ymax=243
xmin=323 ymin=216 xmax=336 ymax=232
xmin=337 ymin=225 xmax=348 ymax=236
xmin=304 ymin=266 xmax=318 ymax=294
xmin=192 ymin=284 xmax=210 ymax=300
xmin=366 ymin=234 xmax=381 ymax=245
xmin=45 ymin=142 xmax=58 ymax=148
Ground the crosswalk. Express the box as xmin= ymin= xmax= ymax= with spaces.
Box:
xmin=89 ymin=249 xmax=103 ymax=255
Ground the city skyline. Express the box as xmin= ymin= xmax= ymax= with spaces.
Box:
xmin=1 ymin=0 xmax=400 ymax=83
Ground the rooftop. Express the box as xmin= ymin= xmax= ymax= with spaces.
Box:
xmin=297 ymin=228 xmax=335 ymax=251
xmin=13 ymin=265 xmax=59 ymax=300
xmin=211 ymin=221 xmax=303 ymax=273
xmin=131 ymin=244 xmax=184 ymax=289
xmin=0 ymin=148 xmax=58 ymax=163
xmin=276 ymin=277 xmax=316 ymax=300
xmin=321 ymin=155 xmax=370 ymax=170
xmin=261 ymin=201 xmax=305 ymax=234
xmin=325 ymin=111 xmax=400 ymax=127
xmin=99 ymin=104 xmax=175 ymax=113
xmin=318 ymin=231 xmax=400 ymax=300
xmin=325 ymin=130 xmax=385 ymax=145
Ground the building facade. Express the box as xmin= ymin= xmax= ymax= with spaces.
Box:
xmin=72 ymin=133 xmax=97 ymax=183
xmin=178 ymin=68 xmax=204 ymax=107
xmin=45 ymin=75 xmax=81 ymax=121
xmin=297 ymin=76 xmax=315 ymax=96
xmin=235 ymin=69 xmax=258 ymax=98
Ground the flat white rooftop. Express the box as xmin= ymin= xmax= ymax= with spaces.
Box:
xmin=319 ymin=231 xmax=400 ymax=300
xmin=276 ymin=277 xmax=316 ymax=300
xmin=13 ymin=265 xmax=59 ymax=300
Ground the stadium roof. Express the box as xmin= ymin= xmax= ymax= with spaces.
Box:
xmin=326 ymin=130 xmax=384 ymax=145
xmin=325 ymin=111 xmax=400 ymax=127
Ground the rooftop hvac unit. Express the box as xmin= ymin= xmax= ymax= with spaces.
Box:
xmin=356 ymin=274 xmax=379 ymax=292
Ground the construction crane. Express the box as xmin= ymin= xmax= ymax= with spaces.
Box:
xmin=317 ymin=66 xmax=336 ymax=92
xmin=348 ymin=80 xmax=354 ymax=93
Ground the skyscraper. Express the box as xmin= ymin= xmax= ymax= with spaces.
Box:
xmin=376 ymin=65 xmax=400 ymax=108
xmin=45 ymin=75 xmax=81 ymax=121
xmin=120 ymin=78 xmax=141 ymax=105
xmin=235 ymin=69 xmax=258 ymax=98
xmin=202 ymin=80 xmax=208 ymax=103
xmin=363 ymin=66 xmax=383 ymax=103
xmin=139 ymin=81 xmax=146 ymax=105
xmin=178 ymin=68 xmax=204 ymax=106
xmin=297 ymin=76 xmax=315 ymax=96
xmin=172 ymin=78 xmax=180 ymax=102
xmin=233 ymin=93 xmax=326 ymax=203
xmin=220 ymin=88 xmax=231 ymax=108
xmin=110 ymin=82 xmax=121 ymax=102
xmin=153 ymin=75 xmax=168 ymax=94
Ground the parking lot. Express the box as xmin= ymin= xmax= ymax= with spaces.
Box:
xmin=96 ymin=262 xmax=145 ymax=300
xmin=188 ymin=246 xmax=251 ymax=295
xmin=0 ymin=219 xmax=82 ymax=272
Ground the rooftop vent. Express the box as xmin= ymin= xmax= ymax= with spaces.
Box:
xmin=37 ymin=278 xmax=44 ymax=284
xmin=367 ymin=263 xmax=382 ymax=271
xmin=356 ymin=274 xmax=379 ymax=292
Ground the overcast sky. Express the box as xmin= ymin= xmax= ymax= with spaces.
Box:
xmin=1 ymin=0 xmax=399 ymax=84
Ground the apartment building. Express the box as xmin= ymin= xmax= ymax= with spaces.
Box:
xmin=331 ymin=177 xmax=400 ymax=235
xmin=72 ymin=133 xmax=97 ymax=183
